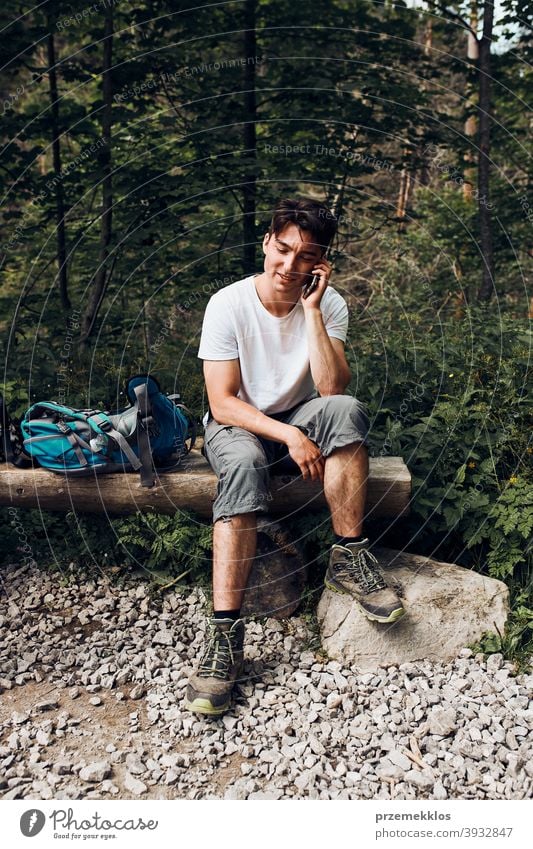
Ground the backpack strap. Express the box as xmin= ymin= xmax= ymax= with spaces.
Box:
xmin=169 ymin=398 xmax=197 ymax=454
xmin=1 ymin=393 xmax=14 ymax=464
xmin=0 ymin=393 xmax=33 ymax=468
xmin=56 ymin=422 xmax=89 ymax=467
xmin=91 ymin=414 xmax=143 ymax=472
xmin=132 ymin=383 xmax=155 ymax=487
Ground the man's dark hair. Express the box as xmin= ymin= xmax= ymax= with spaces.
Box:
xmin=268 ymin=197 xmax=337 ymax=253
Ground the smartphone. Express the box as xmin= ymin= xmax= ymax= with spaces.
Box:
xmin=302 ymin=241 xmax=333 ymax=299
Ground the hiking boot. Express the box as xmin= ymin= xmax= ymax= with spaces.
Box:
xmin=324 ymin=540 xmax=405 ymax=624
xmin=185 ymin=617 xmax=245 ymax=716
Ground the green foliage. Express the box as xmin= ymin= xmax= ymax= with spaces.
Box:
xmin=0 ymin=379 xmax=30 ymax=419
xmin=1 ymin=507 xmax=110 ymax=571
xmin=345 ymin=293 xmax=532 ymax=663
xmin=113 ymin=511 xmax=212 ymax=586
xmin=472 ymin=591 xmax=533 ymax=672
xmin=0 ymin=506 xmax=213 ymax=589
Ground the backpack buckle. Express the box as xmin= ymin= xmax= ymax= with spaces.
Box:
xmin=95 ymin=418 xmax=113 ymax=433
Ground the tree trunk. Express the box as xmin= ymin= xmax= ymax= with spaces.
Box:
xmin=418 ymin=17 xmax=433 ymax=188
xmin=396 ymin=157 xmax=412 ymax=228
xmin=477 ymin=0 xmax=495 ymax=301
xmin=242 ymin=0 xmax=257 ymax=273
xmin=80 ymin=6 xmax=114 ymax=347
xmin=47 ymin=24 xmax=70 ymax=311
xmin=424 ymin=16 xmax=433 ymax=55
xmin=464 ymin=1 xmax=479 ymax=202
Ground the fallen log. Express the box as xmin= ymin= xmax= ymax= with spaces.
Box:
xmin=0 ymin=452 xmax=410 ymax=518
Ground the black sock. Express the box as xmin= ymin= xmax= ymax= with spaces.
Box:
xmin=213 ymin=609 xmax=240 ymax=621
xmin=334 ymin=534 xmax=365 ymax=547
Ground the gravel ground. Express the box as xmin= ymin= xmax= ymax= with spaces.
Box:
xmin=0 ymin=561 xmax=532 ymax=801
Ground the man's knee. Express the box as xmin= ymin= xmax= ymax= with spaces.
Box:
xmin=320 ymin=394 xmax=370 ymax=440
xmin=348 ymin=397 xmax=370 ymax=440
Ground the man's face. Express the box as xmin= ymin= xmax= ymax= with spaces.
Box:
xmin=262 ymin=223 xmax=323 ymax=293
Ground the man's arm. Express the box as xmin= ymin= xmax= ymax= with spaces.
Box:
xmin=204 ymin=360 xmax=295 ymax=442
xmin=203 ymin=360 xmax=325 ymax=481
xmin=305 ymin=310 xmax=351 ymax=395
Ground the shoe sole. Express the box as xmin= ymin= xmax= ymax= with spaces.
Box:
xmin=185 ymin=697 xmax=230 ymax=716
xmin=324 ymin=577 xmax=405 ymax=624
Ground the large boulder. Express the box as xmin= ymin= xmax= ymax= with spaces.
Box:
xmin=317 ymin=548 xmax=509 ymax=671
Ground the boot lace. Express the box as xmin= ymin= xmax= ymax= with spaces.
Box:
xmin=198 ymin=624 xmax=237 ymax=680
xmin=335 ymin=546 xmax=387 ymax=594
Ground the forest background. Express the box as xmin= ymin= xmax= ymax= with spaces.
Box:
xmin=0 ymin=0 xmax=531 ymax=662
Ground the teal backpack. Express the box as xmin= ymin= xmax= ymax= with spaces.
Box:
xmin=20 ymin=375 xmax=196 ymax=487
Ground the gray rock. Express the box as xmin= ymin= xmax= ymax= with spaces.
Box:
xmin=11 ymin=711 xmax=29 ymax=725
xmin=125 ymin=754 xmax=146 ymax=775
xmin=433 ymin=781 xmax=448 ymax=799
xmin=317 ymin=549 xmax=509 ymax=670
xmin=376 ymin=761 xmax=404 ymax=781
xmin=326 ymin=692 xmax=343 ymax=710
xmin=165 ymin=769 xmax=179 ymax=785
xmin=130 ymin=684 xmax=144 ymax=700
xmin=34 ymin=697 xmax=59 ymax=711
xmin=79 ymin=761 xmax=111 ymax=782
xmin=505 ymin=730 xmax=519 ymax=750
xmin=224 ymin=779 xmax=254 ymax=800
xmin=101 ymin=780 xmax=120 ymax=795
xmin=31 ymin=779 xmax=53 ymax=799
xmin=428 ymin=707 xmax=457 ymax=737
xmin=123 ymin=772 xmax=147 ymax=796
xmin=405 ymin=769 xmax=434 ymax=789
xmin=486 ymin=653 xmax=504 ymax=672
xmin=52 ymin=760 xmax=72 ymax=775
xmin=386 ymin=748 xmax=412 ymax=771
xmin=7 ymin=732 xmax=19 ymax=749
xmin=1 ymin=785 xmax=25 ymax=800
xmin=35 ymin=730 xmax=51 ymax=746
xmin=153 ymin=630 xmax=174 ymax=647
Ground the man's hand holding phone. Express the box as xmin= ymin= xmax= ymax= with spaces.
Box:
xmin=301 ymin=256 xmax=332 ymax=310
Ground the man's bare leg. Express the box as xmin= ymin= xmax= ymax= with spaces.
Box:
xmin=323 ymin=441 xmax=368 ymax=535
xmin=212 ymin=514 xmax=257 ymax=611
xmin=186 ymin=514 xmax=256 ymax=715
xmin=322 ymin=441 xmax=404 ymax=623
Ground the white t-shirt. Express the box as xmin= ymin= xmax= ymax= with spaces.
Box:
xmin=197 ymin=274 xmax=349 ymax=421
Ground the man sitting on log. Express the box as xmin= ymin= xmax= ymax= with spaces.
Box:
xmin=186 ymin=197 xmax=404 ymax=716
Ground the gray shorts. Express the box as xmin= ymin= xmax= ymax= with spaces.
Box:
xmin=203 ymin=394 xmax=369 ymax=523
